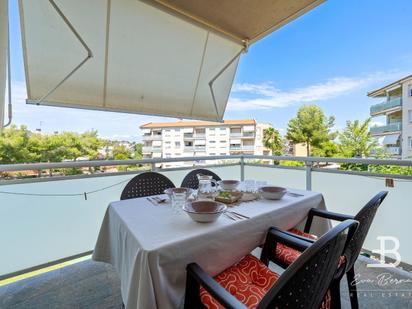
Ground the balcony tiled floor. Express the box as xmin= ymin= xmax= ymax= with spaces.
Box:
xmin=1 ymin=256 xmax=412 ymax=308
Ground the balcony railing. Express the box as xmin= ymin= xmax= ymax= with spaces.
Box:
xmin=142 ymin=134 xmax=162 ymax=141
xmin=370 ymin=97 xmax=402 ymax=115
xmin=386 ymin=146 xmax=401 ymax=155
xmin=370 ymin=122 xmax=402 ymax=134
xmin=1 ymin=155 xmax=412 ymax=279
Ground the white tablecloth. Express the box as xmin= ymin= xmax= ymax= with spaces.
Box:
xmin=92 ymin=189 xmax=329 ymax=309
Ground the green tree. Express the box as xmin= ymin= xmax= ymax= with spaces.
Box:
xmin=134 ymin=143 xmax=143 ymax=160
xmin=338 ymin=118 xmax=377 ymax=158
xmin=263 ymin=128 xmax=284 ymax=156
xmin=0 ymin=125 xmax=35 ymax=163
xmin=312 ymin=140 xmax=338 ymax=157
xmin=286 ymin=105 xmax=335 ymax=156
xmin=112 ymin=143 xmax=132 ymax=160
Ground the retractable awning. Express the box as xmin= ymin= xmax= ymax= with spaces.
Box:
xmin=19 ymin=0 xmax=324 ymax=121
xmin=382 ymin=134 xmax=400 ymax=145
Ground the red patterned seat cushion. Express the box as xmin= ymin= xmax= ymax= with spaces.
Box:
xmin=276 ymin=228 xmax=346 ymax=268
xmin=276 ymin=228 xmax=318 ymax=265
xmin=199 ymin=254 xmax=331 ymax=309
xmin=200 ymin=255 xmax=278 ymax=309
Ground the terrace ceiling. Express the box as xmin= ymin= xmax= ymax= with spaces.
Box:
xmin=18 ymin=0 xmax=324 ymax=121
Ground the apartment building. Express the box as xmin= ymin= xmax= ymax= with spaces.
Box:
xmin=141 ymin=120 xmax=272 ymax=168
xmin=368 ymin=74 xmax=412 ymax=159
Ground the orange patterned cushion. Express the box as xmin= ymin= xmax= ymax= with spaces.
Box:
xmin=199 ymin=254 xmax=331 ymax=309
xmin=200 ymin=254 xmax=279 ymax=309
xmin=275 ymin=228 xmax=318 ymax=265
xmin=276 ymin=228 xmax=346 ymax=270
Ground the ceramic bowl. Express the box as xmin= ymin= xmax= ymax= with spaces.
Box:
xmin=183 ymin=200 xmax=227 ymax=223
xmin=259 ymin=186 xmax=287 ymax=200
xmin=218 ymin=180 xmax=240 ymax=191
xmin=164 ymin=187 xmax=194 ymax=200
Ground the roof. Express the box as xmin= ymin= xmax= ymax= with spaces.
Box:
xmin=140 ymin=119 xmax=256 ymax=128
xmin=368 ymin=74 xmax=412 ymax=97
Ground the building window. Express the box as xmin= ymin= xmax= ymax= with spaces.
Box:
xmin=209 ymin=140 xmax=216 ymax=143
xmin=409 ymin=137 xmax=412 ymax=149
xmin=210 ymin=153 xmax=216 ymax=156
xmin=175 ymin=141 xmax=180 ymax=147
xmin=409 ymin=110 xmax=412 ymax=123
xmin=220 ymin=140 xmax=226 ymax=143
xmin=409 ymin=84 xmax=412 ymax=96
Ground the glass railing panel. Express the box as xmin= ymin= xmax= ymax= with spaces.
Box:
xmin=0 ymin=165 xmax=239 ymax=276
xmin=370 ymin=122 xmax=402 ymax=134
xmin=312 ymin=171 xmax=411 ymax=265
xmin=244 ymin=165 xmax=306 ymax=189
xmin=370 ymin=97 xmax=402 ymax=114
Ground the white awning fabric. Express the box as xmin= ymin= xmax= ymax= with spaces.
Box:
xmin=152 ymin=140 xmax=162 ymax=146
xmin=382 ymin=134 xmax=400 ymax=145
xmin=141 ymin=129 xmax=151 ymax=134
xmin=230 ymin=139 xmax=241 ymax=144
xmin=19 ymin=0 xmax=324 ymax=121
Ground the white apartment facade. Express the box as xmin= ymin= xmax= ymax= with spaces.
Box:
xmin=368 ymin=74 xmax=412 ymax=159
xmin=141 ymin=120 xmax=272 ymax=168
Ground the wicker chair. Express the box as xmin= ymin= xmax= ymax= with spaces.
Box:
xmin=273 ymin=191 xmax=388 ymax=308
xmin=180 ymin=169 xmax=221 ymax=189
xmin=120 ymin=172 xmax=175 ymax=200
xmin=184 ymin=219 xmax=358 ymax=309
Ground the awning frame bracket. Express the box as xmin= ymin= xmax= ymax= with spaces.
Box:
xmin=3 ymin=0 xmax=12 ymax=128
xmin=208 ymin=40 xmax=248 ymax=120
xmin=35 ymin=0 xmax=93 ymax=106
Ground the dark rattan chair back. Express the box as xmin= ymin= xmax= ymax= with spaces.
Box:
xmin=120 ymin=172 xmax=175 ymax=200
xmin=180 ymin=169 xmax=221 ymax=189
xmin=344 ymin=191 xmax=388 ymax=271
xmin=258 ymin=220 xmax=358 ymax=309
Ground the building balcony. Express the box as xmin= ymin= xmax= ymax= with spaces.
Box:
xmin=370 ymin=122 xmax=402 ymax=135
xmin=241 ymin=132 xmax=255 ymax=138
xmin=386 ymin=146 xmax=401 ymax=155
xmin=183 ymin=133 xmax=194 ymax=139
xmin=143 ymin=146 xmax=162 ymax=153
xmin=142 ymin=134 xmax=162 ymax=141
xmin=370 ymin=97 xmax=402 ymax=116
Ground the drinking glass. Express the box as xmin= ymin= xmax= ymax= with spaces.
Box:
xmin=243 ymin=179 xmax=256 ymax=193
xmin=171 ymin=191 xmax=187 ymax=213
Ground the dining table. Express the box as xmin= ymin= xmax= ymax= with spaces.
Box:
xmin=92 ymin=188 xmax=331 ymax=309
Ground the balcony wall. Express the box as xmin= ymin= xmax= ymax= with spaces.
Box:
xmin=370 ymin=97 xmax=402 ymax=115
xmin=1 ymin=161 xmax=411 ymax=279
xmin=0 ymin=165 xmax=239 ymax=276
xmin=370 ymin=122 xmax=402 ymax=134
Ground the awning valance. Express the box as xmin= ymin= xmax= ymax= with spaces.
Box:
xmin=19 ymin=0 xmax=324 ymax=121
xmin=382 ymin=134 xmax=400 ymax=145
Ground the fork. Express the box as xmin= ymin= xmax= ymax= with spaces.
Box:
xmin=228 ymin=211 xmax=249 ymax=219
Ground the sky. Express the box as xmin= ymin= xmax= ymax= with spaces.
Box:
xmin=6 ymin=0 xmax=412 ymax=141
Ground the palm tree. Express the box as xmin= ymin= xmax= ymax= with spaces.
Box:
xmin=263 ymin=128 xmax=284 ymax=164
xmin=339 ymin=118 xmax=377 ymax=158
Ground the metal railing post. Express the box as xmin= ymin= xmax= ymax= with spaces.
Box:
xmin=151 ymin=162 xmax=156 ymax=172
xmin=305 ymin=161 xmax=312 ymax=191
xmin=240 ymin=156 xmax=245 ymax=181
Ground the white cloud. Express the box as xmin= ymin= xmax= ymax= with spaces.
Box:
xmin=227 ymin=71 xmax=406 ymax=111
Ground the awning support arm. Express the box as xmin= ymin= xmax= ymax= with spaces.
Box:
xmin=208 ymin=40 xmax=248 ymax=119
xmin=35 ymin=0 xmax=93 ymax=105
xmin=3 ymin=0 xmax=12 ymax=128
